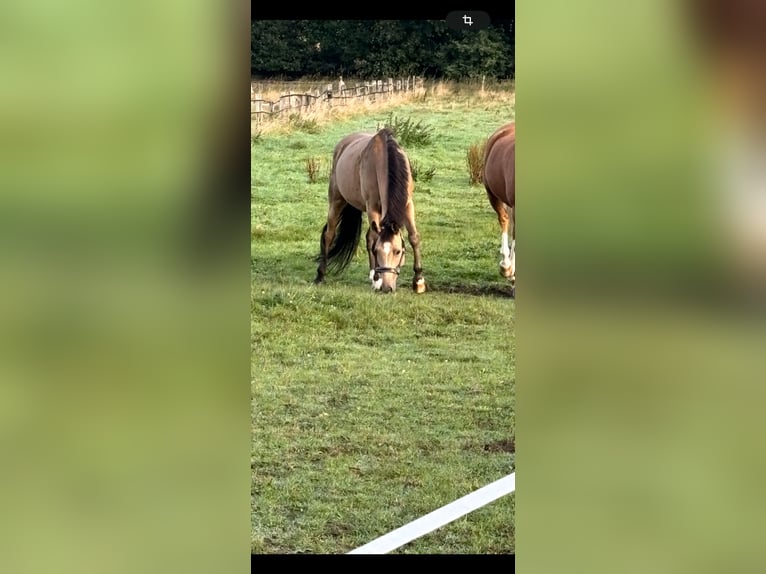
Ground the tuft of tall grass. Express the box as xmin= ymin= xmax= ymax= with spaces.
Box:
xmin=410 ymin=159 xmax=436 ymax=183
xmin=466 ymin=139 xmax=487 ymax=185
xmin=305 ymin=156 xmax=322 ymax=183
xmin=288 ymin=114 xmax=320 ymax=134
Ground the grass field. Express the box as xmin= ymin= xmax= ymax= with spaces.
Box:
xmin=251 ymin=81 xmax=515 ymax=554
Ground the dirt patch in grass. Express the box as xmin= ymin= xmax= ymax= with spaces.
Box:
xmin=483 ymin=438 xmax=515 ymax=453
xmin=326 ymin=521 xmax=353 ymax=537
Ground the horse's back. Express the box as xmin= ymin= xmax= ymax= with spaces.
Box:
xmin=483 ymin=123 xmax=515 ymax=208
xmin=332 ymin=132 xmax=372 ymax=168
xmin=330 ymin=132 xmax=374 ymax=208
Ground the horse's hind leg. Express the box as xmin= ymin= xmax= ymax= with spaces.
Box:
xmin=314 ymin=196 xmax=345 ymax=284
xmin=314 ymin=222 xmax=330 ymax=284
xmin=403 ymin=202 xmax=426 ymax=293
xmin=509 ymin=205 xmax=516 ymax=285
xmin=487 ymin=192 xmax=514 ymax=280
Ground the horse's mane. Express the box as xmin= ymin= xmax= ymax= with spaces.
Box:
xmin=378 ymin=129 xmax=410 ymax=233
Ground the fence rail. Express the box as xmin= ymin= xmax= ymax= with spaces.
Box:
xmin=251 ymin=76 xmax=424 ymax=122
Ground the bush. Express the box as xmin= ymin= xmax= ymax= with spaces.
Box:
xmin=383 ymin=113 xmax=434 ymax=147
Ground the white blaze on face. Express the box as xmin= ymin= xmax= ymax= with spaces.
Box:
xmin=383 ymin=242 xmax=391 ymax=255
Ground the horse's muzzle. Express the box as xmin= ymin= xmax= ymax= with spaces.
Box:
xmin=373 ymin=267 xmax=399 ymax=294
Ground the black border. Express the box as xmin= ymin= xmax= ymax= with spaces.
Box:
xmin=251 ymin=553 xmax=515 ymax=566
xmin=251 ymin=2 xmax=515 ymax=21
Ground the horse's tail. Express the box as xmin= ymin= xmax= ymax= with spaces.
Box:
xmin=325 ymin=203 xmax=363 ymax=274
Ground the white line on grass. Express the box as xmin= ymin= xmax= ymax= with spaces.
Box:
xmin=347 ymin=472 xmax=515 ymax=555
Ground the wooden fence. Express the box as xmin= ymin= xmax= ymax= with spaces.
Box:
xmin=251 ymin=76 xmax=424 ymax=122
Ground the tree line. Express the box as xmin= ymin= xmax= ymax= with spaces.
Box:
xmin=251 ymin=20 xmax=514 ymax=80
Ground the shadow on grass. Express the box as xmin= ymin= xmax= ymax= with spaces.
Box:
xmin=429 ymin=280 xmax=515 ymax=299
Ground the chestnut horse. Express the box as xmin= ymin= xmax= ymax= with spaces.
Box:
xmin=483 ymin=122 xmax=516 ymax=284
xmin=314 ymin=128 xmax=426 ymax=294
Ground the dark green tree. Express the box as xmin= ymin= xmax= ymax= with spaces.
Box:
xmin=440 ymin=27 xmax=514 ymax=80
xmin=251 ymin=20 xmax=514 ymax=80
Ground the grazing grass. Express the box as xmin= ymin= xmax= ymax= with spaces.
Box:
xmin=252 ymin=82 xmax=515 ymax=554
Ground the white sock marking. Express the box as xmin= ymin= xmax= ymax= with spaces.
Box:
xmin=500 ymin=232 xmax=511 ymax=268
xmin=509 ymin=239 xmax=515 ymax=276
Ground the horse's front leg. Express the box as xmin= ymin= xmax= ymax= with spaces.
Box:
xmin=366 ymin=222 xmax=382 ymax=290
xmin=404 ymin=203 xmax=426 ymax=293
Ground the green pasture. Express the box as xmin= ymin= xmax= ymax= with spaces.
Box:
xmin=251 ymin=85 xmax=515 ymax=554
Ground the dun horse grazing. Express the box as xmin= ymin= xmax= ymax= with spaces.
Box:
xmin=483 ymin=122 xmax=516 ymax=284
xmin=314 ymin=128 xmax=426 ymax=294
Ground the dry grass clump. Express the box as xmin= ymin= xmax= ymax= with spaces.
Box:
xmin=466 ymin=139 xmax=487 ymax=185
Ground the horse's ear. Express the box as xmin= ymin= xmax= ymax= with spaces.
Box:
xmin=371 ymin=221 xmax=380 ymax=233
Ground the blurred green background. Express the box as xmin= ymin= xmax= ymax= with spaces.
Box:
xmin=0 ymin=1 xmax=250 ymax=572
xmin=518 ymin=0 xmax=766 ymax=572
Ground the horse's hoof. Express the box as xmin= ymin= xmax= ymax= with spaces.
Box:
xmin=413 ymin=278 xmax=427 ymax=294
xmin=499 ymin=264 xmax=514 ymax=279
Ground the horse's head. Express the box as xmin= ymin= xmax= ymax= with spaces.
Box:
xmin=372 ymin=223 xmax=405 ymax=293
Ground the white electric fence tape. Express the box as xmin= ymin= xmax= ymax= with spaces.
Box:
xmin=347 ymin=472 xmax=515 ymax=554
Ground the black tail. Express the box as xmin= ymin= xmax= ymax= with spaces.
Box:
xmin=323 ymin=203 xmax=363 ymax=274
